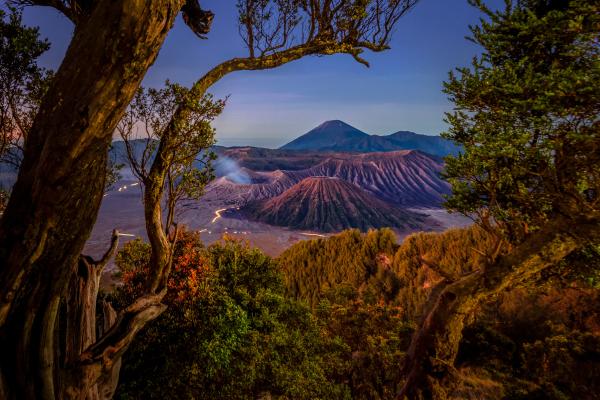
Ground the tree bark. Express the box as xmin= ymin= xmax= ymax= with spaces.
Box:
xmin=0 ymin=1 xmax=183 ymax=399
xmin=397 ymin=213 xmax=600 ymax=400
xmin=143 ymin=142 xmax=177 ymax=293
xmin=60 ymin=231 xmax=119 ymax=400
xmin=96 ymin=301 xmax=120 ymax=400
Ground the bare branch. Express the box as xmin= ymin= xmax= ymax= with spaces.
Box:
xmin=191 ymin=0 xmax=419 ymax=97
xmin=80 ymin=290 xmax=167 ymax=370
xmin=94 ymin=229 xmax=120 ymax=270
xmin=8 ymin=0 xmax=85 ymax=24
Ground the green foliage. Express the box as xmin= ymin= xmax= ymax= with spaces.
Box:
xmin=437 ymin=2 xmax=600 ymax=396
xmin=519 ymin=331 xmax=600 ymax=399
xmin=280 ymin=227 xmax=600 ymax=398
xmin=114 ymin=234 xmax=349 ymax=400
xmin=316 ymin=290 xmax=413 ymax=399
xmin=279 ymin=227 xmax=495 ymax=398
xmin=120 ymin=82 xmax=224 ymax=190
xmin=0 ymin=7 xmax=52 ymax=167
xmin=442 ymin=0 xmax=600 ymax=242
xmin=279 ymin=228 xmax=397 ymax=306
xmin=111 ymin=238 xmax=151 ymax=282
xmin=454 ymin=283 xmax=600 ymax=400
xmin=280 ymin=226 xmax=494 ymax=318
xmin=118 ymin=82 xmax=224 ymax=229
xmin=393 ymin=226 xmax=495 ymax=320
xmin=111 ymin=226 xmax=600 ymax=399
xmin=549 ymin=243 xmax=600 ymax=289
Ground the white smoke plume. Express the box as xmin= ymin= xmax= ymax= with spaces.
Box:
xmin=214 ymin=156 xmax=251 ymax=184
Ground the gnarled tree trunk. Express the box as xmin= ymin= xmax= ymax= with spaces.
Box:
xmin=0 ymin=2 xmax=183 ymax=399
xmin=60 ymin=232 xmax=120 ymax=400
xmin=398 ymin=214 xmax=600 ymax=399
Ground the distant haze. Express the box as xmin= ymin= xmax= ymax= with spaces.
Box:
xmin=215 ymin=137 xmax=287 ymax=149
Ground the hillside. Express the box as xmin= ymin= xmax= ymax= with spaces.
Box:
xmin=280 ymin=120 xmax=461 ymax=157
xmin=287 ymin=150 xmax=451 ymax=206
xmin=241 ymin=176 xmax=426 ymax=232
xmin=211 ymin=146 xmax=329 ymax=171
xmin=277 ymin=228 xmax=600 ymax=399
xmin=203 ymin=150 xmax=451 ymax=208
xmin=109 ymin=139 xmax=453 ymax=208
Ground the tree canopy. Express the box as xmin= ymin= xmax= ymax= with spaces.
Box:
xmin=398 ymin=1 xmax=600 ymax=397
xmin=443 ymin=0 xmax=600 ymax=243
xmin=113 ymin=232 xmax=350 ymax=400
xmin=0 ymin=7 xmax=51 ymax=168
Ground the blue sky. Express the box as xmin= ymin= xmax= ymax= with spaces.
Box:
xmin=22 ymin=0 xmax=503 ymax=148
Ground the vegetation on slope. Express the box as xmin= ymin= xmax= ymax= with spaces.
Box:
xmin=280 ymin=226 xmax=493 ymax=310
xmin=395 ymin=0 xmax=600 ymax=396
xmin=114 ymin=227 xmax=600 ymax=399
xmin=280 ymin=228 xmax=600 ymax=399
xmin=113 ymin=231 xmax=350 ymax=400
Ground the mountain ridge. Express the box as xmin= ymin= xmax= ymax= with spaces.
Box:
xmin=203 ymin=150 xmax=451 ymax=208
xmin=280 ymin=120 xmax=460 ymax=157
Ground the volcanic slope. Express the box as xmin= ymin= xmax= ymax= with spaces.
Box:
xmin=241 ymin=177 xmax=426 ymax=232
xmin=286 ymin=150 xmax=451 ymax=207
xmin=203 ymin=150 xmax=451 ymax=207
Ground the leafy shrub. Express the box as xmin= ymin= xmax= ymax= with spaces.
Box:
xmin=113 ymin=232 xmax=349 ymax=400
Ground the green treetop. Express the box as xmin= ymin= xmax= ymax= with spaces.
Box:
xmin=443 ymin=0 xmax=600 ymax=243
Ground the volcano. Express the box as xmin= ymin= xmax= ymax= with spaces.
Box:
xmin=280 ymin=120 xmax=461 ymax=157
xmin=241 ymin=176 xmax=426 ymax=232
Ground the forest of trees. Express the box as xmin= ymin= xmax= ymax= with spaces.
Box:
xmin=113 ymin=227 xmax=600 ymax=399
xmin=0 ymin=0 xmax=598 ymax=399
